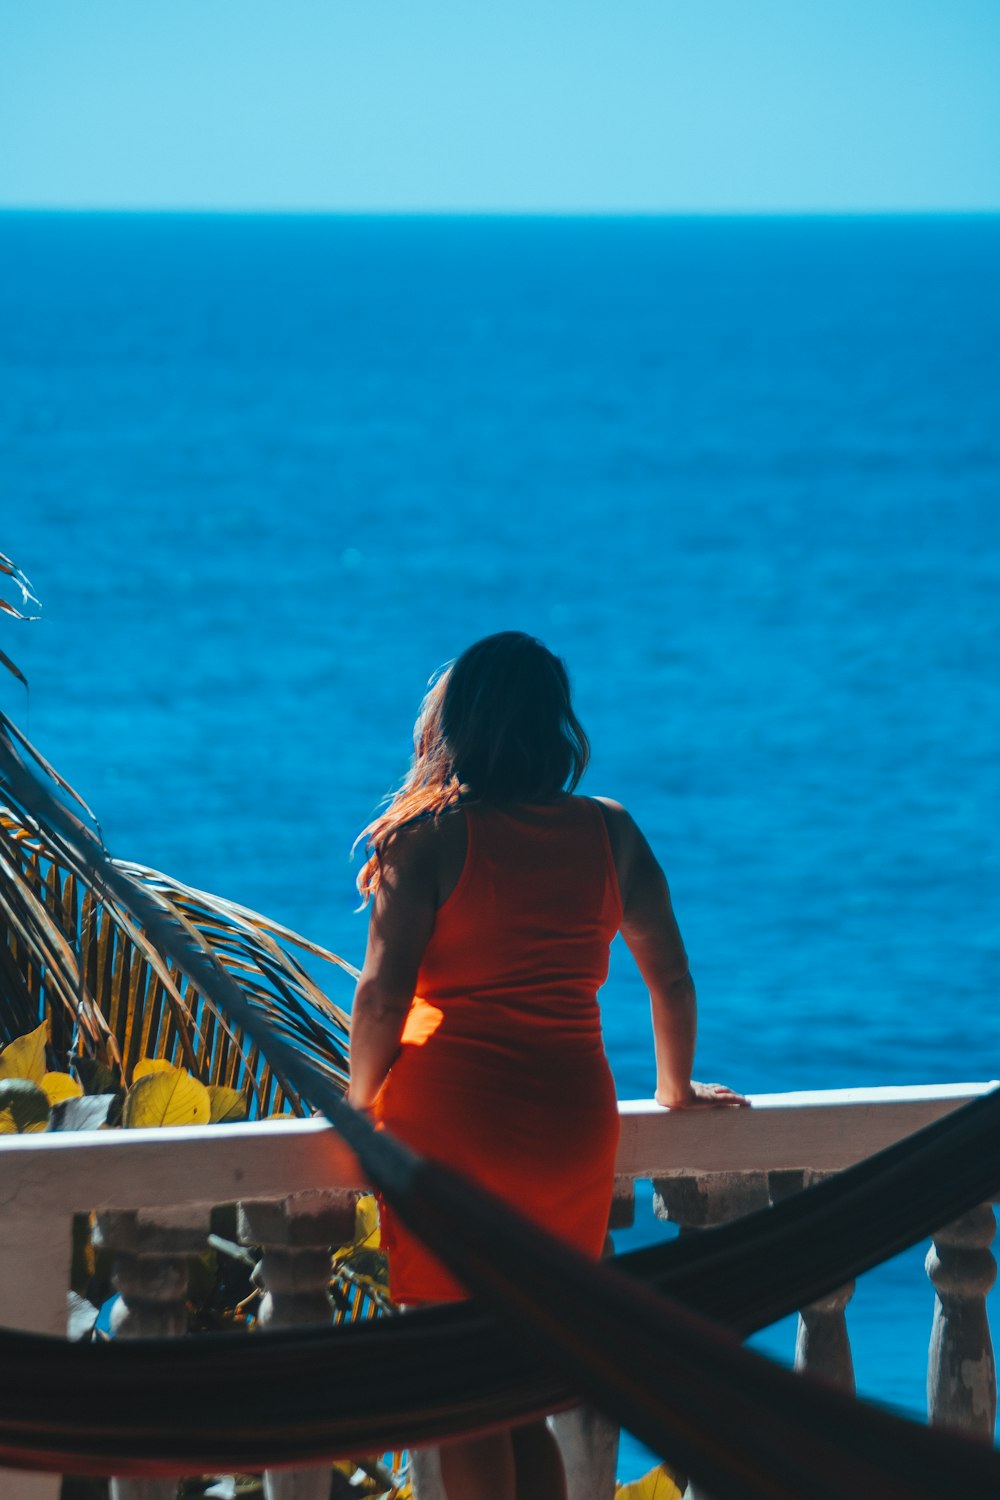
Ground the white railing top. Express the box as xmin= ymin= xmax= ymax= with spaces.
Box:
xmin=615 ymin=1082 xmax=998 ymax=1176
xmin=1 ymin=1083 xmax=995 ymax=1219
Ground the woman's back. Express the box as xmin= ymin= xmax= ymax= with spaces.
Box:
xmin=374 ymin=795 xmax=623 ymax=1303
xmin=409 ymin=796 xmax=622 ymax=1049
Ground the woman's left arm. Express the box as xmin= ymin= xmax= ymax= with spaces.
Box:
xmin=347 ymin=827 xmax=438 ymax=1112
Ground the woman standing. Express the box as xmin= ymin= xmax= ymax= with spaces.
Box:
xmin=349 ymin=632 xmax=747 ymax=1500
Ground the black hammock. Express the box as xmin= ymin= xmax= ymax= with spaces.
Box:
xmin=1 ymin=747 xmax=999 ymax=1499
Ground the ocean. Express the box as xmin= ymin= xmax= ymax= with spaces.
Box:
xmin=2 ymin=211 xmax=998 ymax=1479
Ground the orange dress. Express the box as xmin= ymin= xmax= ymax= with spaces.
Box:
xmin=373 ymin=795 xmax=622 ymax=1303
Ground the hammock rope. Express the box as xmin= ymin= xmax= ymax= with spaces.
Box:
xmin=2 ymin=739 xmax=999 ymax=1495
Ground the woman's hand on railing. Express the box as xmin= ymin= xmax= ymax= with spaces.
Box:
xmin=655 ymin=1081 xmax=751 ymax=1110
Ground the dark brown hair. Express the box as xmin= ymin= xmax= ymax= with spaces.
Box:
xmin=356 ymin=632 xmax=589 ymax=899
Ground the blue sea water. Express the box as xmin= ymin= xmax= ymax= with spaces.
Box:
xmin=1 ymin=212 xmax=999 ymax=1479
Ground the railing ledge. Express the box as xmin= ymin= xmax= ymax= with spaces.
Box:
xmin=616 ymin=1083 xmax=998 ymax=1177
xmin=1 ymin=1083 xmax=995 ymax=1215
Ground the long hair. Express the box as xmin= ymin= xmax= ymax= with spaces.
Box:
xmin=356 ymin=632 xmax=589 ymax=901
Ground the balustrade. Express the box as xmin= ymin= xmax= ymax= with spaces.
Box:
xmin=653 ymin=1173 xmax=771 ymax=1500
xmin=93 ymin=1207 xmax=213 ymax=1500
xmin=0 ymin=1085 xmax=996 ymax=1500
xmin=239 ymin=1190 xmax=358 ymax=1500
xmin=926 ymin=1203 xmax=998 ymax=1437
xmin=755 ymin=1167 xmax=859 ymax=1395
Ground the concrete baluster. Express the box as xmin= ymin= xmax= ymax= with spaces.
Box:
xmin=549 ymin=1404 xmax=621 ymax=1500
xmin=653 ymin=1173 xmax=771 ymax=1500
xmin=777 ymin=1170 xmax=856 ymax=1393
xmin=653 ymin=1170 xmax=772 ymax=1235
xmin=926 ymin=1202 xmax=997 ymax=1436
xmin=0 ymin=1211 xmax=71 ymax=1500
xmin=414 ymin=1187 xmax=636 ymax=1500
xmin=239 ymin=1189 xmax=357 ymax=1500
xmin=409 ymin=1447 xmax=446 ymax=1500
xmin=411 ymin=1402 xmax=623 ymax=1500
xmin=547 ymin=1194 xmax=634 ymax=1500
xmin=93 ymin=1205 xmax=212 ymax=1500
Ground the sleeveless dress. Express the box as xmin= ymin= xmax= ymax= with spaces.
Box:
xmin=373 ymin=795 xmax=622 ymax=1304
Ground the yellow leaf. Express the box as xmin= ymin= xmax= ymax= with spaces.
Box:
xmin=123 ymin=1069 xmax=211 ymax=1128
xmin=355 ymin=1193 xmax=381 ymax=1250
xmin=132 ymin=1058 xmax=177 ymax=1083
xmin=615 ymin=1464 xmax=685 ymax=1500
xmin=40 ymin=1071 xmax=84 ymax=1105
xmin=0 ymin=1020 xmax=49 ymax=1083
xmin=0 ymin=1113 xmax=47 ymax=1135
xmin=207 ymin=1085 xmax=248 ymax=1123
xmin=0 ymin=1078 xmax=50 ymax=1133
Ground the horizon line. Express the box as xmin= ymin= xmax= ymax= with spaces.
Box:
xmin=1 ymin=204 xmax=999 ymax=220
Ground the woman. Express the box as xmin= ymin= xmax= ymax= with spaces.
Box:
xmin=348 ymin=631 xmax=747 ymax=1500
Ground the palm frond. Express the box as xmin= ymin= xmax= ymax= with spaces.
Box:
xmin=0 ymin=711 xmax=354 ymax=1117
xmin=0 ymin=551 xmax=40 ymax=686
xmin=0 ymin=648 xmax=27 ymax=689
xmin=0 ymin=552 xmax=41 ymax=610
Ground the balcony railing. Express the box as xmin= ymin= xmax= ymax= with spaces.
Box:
xmin=1 ymin=1083 xmax=996 ymax=1500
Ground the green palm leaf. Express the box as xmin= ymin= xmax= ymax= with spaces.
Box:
xmin=1 ymin=548 xmax=381 ymax=1334
xmin=0 ymin=551 xmax=40 ymax=687
xmin=0 ymin=712 xmax=354 ymax=1117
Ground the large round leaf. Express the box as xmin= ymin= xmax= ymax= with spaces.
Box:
xmin=40 ymin=1071 xmax=84 ymax=1105
xmin=615 ymin=1464 xmax=685 ymax=1500
xmin=131 ymin=1058 xmax=178 ymax=1083
xmin=0 ymin=1077 xmax=50 ymax=1133
xmin=354 ymin=1193 xmax=381 ymax=1251
xmin=0 ymin=1020 xmax=49 ymax=1083
xmin=123 ymin=1068 xmax=211 ymax=1127
xmin=207 ymin=1085 xmax=248 ymax=1123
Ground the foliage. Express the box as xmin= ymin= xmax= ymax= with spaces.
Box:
xmin=0 ymin=550 xmax=40 ymax=688
xmin=331 ymin=1191 xmax=392 ymax=1319
xmin=2 ymin=549 xmax=355 ymax=1113
xmin=0 ymin=1020 xmax=395 ymax=1312
xmin=0 ymin=1074 xmax=50 ymax=1131
xmin=0 ymin=1014 xmax=47 ymax=1078
xmin=2 ymin=1016 xmax=402 ymax=1490
xmin=123 ymin=1066 xmax=212 ymax=1126
xmin=615 ymin=1462 xmax=687 ymax=1499
xmin=2 ymin=552 xmax=407 ymax=1495
xmin=0 ymin=1021 xmax=244 ymax=1131
xmin=0 ymin=735 xmax=356 ymax=1117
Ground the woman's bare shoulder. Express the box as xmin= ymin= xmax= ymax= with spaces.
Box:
xmin=380 ymin=805 xmax=462 ymax=863
xmin=591 ymin=795 xmax=631 ymax=820
xmin=589 ymin=797 xmax=666 ymax=903
xmin=589 ymin=796 xmax=643 ymax=867
xmin=590 ymin=796 xmax=639 ymax=837
xmin=382 ymin=805 xmax=467 ymax=898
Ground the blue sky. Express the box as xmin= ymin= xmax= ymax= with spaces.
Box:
xmin=2 ymin=0 xmax=998 ymax=213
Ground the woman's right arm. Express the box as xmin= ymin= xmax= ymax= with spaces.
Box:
xmin=348 ymin=827 xmax=438 ymax=1112
xmin=597 ymin=798 xmax=748 ymax=1111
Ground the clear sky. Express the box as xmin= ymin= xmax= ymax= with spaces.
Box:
xmin=2 ymin=0 xmax=998 ymax=213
